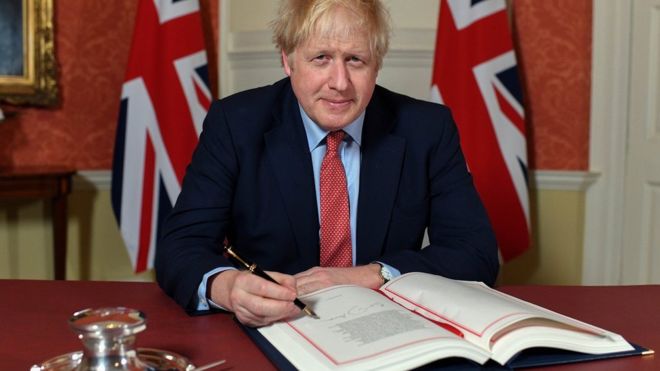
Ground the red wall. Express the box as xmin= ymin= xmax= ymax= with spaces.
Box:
xmin=514 ymin=0 xmax=592 ymax=170
xmin=0 ymin=0 xmax=590 ymax=171
xmin=0 ymin=0 xmax=218 ymax=170
xmin=0 ymin=1 xmax=137 ymax=169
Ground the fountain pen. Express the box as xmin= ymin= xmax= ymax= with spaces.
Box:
xmin=223 ymin=245 xmax=319 ymax=319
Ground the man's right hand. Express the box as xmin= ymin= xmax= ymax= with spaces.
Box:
xmin=208 ymin=270 xmax=301 ymax=327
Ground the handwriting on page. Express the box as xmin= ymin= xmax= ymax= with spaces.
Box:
xmin=330 ymin=309 xmax=429 ymax=345
xmin=282 ymin=285 xmax=458 ymax=366
xmin=322 ymin=302 xmax=385 ymax=322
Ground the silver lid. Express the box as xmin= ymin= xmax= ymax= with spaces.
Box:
xmin=69 ymin=307 xmax=146 ymax=339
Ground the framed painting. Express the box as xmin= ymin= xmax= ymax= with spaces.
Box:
xmin=0 ymin=0 xmax=58 ymax=106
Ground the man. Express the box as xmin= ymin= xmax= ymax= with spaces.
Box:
xmin=156 ymin=0 xmax=498 ymax=327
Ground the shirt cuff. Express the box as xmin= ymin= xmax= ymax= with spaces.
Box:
xmin=196 ymin=266 xmax=237 ymax=311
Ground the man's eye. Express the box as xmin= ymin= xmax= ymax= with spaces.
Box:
xmin=348 ymin=56 xmax=364 ymax=65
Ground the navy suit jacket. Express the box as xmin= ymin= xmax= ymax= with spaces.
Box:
xmin=156 ymin=78 xmax=499 ymax=312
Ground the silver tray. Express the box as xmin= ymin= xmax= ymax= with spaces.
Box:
xmin=31 ymin=347 xmax=195 ymax=371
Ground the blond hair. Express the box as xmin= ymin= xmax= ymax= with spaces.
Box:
xmin=271 ymin=0 xmax=391 ymax=68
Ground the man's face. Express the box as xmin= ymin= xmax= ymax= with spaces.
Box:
xmin=282 ymin=25 xmax=378 ymax=131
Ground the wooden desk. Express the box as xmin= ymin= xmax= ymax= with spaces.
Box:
xmin=0 ymin=167 xmax=75 ymax=280
xmin=0 ymin=280 xmax=657 ymax=370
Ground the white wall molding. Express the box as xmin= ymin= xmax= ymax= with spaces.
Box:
xmin=228 ymin=30 xmax=277 ymax=53
xmin=73 ymin=170 xmax=112 ymax=191
xmin=531 ymin=170 xmax=599 ymax=191
xmin=71 ymin=169 xmax=594 ymax=193
xmin=582 ymin=0 xmax=632 ymax=285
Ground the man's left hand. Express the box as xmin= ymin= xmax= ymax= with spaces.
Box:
xmin=294 ymin=264 xmax=383 ymax=295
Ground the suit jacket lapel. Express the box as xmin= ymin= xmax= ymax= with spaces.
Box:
xmin=264 ymin=84 xmax=320 ymax=265
xmin=357 ymin=90 xmax=406 ymax=263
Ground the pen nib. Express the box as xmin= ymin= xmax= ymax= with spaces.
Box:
xmin=303 ymin=306 xmax=319 ymax=319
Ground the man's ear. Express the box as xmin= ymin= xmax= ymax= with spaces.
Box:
xmin=282 ymin=50 xmax=292 ymax=76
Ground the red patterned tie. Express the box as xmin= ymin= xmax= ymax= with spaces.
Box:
xmin=319 ymin=131 xmax=352 ymax=267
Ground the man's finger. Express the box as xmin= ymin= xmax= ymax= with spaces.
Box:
xmin=266 ymin=270 xmax=297 ymax=291
xmin=234 ymin=294 xmax=299 ymax=326
xmin=236 ymin=272 xmax=297 ymax=301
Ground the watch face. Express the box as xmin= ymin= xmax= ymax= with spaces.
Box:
xmin=381 ymin=266 xmax=392 ymax=282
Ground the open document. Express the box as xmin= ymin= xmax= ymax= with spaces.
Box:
xmin=256 ymin=272 xmax=640 ymax=370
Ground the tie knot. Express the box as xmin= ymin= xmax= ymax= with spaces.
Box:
xmin=326 ymin=131 xmax=345 ymax=154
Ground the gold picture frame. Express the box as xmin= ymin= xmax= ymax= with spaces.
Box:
xmin=0 ymin=0 xmax=58 ymax=106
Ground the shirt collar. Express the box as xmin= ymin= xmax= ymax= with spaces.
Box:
xmin=299 ymin=104 xmax=364 ymax=151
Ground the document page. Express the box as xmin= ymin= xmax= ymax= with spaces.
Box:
xmin=256 ymin=274 xmax=636 ymax=369
xmin=258 ymin=284 xmax=489 ymax=370
xmin=381 ymin=273 xmax=613 ymax=348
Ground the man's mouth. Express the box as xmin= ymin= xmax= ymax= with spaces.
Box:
xmin=322 ymin=98 xmax=353 ymax=109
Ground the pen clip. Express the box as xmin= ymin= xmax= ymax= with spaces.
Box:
xmin=223 ymin=245 xmax=256 ymax=272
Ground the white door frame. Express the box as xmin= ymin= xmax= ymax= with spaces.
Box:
xmin=582 ymin=1 xmax=632 ymax=285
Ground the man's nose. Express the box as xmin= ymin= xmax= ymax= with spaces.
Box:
xmin=328 ymin=62 xmax=349 ymax=91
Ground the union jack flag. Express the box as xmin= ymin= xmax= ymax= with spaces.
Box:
xmin=431 ymin=0 xmax=530 ymax=261
xmin=111 ymin=0 xmax=211 ymax=272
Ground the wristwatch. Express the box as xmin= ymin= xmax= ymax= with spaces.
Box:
xmin=376 ymin=263 xmax=394 ymax=284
